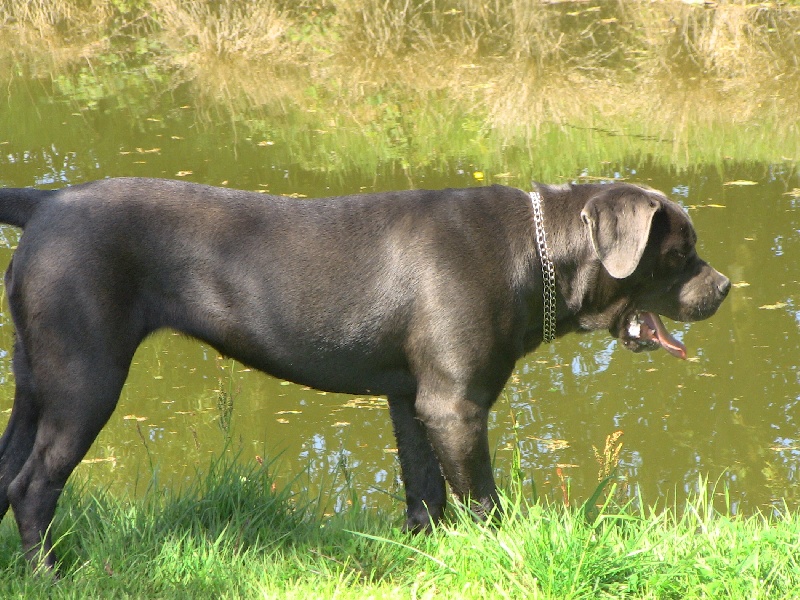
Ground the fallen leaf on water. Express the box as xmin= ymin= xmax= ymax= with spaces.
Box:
xmin=123 ymin=414 xmax=147 ymax=421
xmin=176 ymin=170 xmax=193 ymax=177
xmin=770 ymin=444 xmax=800 ymax=451
xmin=82 ymin=457 xmax=117 ymax=465
xmin=529 ymin=436 xmax=570 ymax=451
xmin=689 ymin=203 xmax=726 ymax=209
xmin=342 ymin=397 xmax=387 ymax=410
xmin=759 ymin=302 xmax=788 ymax=310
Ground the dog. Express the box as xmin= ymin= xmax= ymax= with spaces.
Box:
xmin=0 ymin=178 xmax=729 ymax=569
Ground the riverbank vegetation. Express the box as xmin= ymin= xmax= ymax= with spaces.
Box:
xmin=1 ymin=455 xmax=799 ymax=598
xmin=1 ymin=1 xmax=799 ymax=178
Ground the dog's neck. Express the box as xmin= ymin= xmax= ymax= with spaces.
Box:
xmin=530 ymin=191 xmax=557 ymax=343
xmin=531 ymin=184 xmax=614 ymax=336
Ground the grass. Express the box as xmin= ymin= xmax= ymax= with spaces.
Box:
xmin=1 ymin=454 xmax=799 ymax=598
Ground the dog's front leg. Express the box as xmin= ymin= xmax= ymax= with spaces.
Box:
xmin=415 ymin=390 xmax=500 ymax=520
xmin=388 ymin=394 xmax=447 ymax=531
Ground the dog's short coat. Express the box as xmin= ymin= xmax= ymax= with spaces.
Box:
xmin=0 ymin=178 xmax=729 ymax=569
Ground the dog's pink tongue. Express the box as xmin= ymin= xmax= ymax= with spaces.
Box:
xmin=641 ymin=312 xmax=687 ymax=360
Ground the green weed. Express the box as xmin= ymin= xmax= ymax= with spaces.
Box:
xmin=1 ymin=453 xmax=799 ymax=598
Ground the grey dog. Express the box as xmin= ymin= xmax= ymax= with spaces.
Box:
xmin=0 ymin=178 xmax=729 ymax=569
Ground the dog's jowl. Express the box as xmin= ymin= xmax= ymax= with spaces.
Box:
xmin=0 ymin=179 xmax=729 ymax=569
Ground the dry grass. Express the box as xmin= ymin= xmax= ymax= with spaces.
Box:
xmin=0 ymin=0 xmax=798 ymax=164
xmin=146 ymin=0 xmax=303 ymax=107
xmin=151 ymin=0 xmax=294 ymax=61
xmin=0 ymin=0 xmax=117 ymax=73
xmin=4 ymin=0 xmax=797 ymax=77
xmin=0 ymin=0 xmax=103 ymax=33
xmin=2 ymin=0 xmax=797 ymax=76
xmin=632 ymin=2 xmax=799 ymax=82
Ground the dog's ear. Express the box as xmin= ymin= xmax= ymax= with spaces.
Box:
xmin=580 ymin=190 xmax=660 ymax=279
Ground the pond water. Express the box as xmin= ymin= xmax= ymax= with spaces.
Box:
xmin=0 ymin=66 xmax=798 ymax=519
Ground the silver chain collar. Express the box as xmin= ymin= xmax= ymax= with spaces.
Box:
xmin=530 ymin=191 xmax=557 ymax=343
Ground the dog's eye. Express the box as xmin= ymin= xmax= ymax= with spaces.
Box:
xmin=666 ymin=248 xmax=688 ymax=268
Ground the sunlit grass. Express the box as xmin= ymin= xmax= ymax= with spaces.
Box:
xmin=1 ymin=454 xmax=799 ymax=597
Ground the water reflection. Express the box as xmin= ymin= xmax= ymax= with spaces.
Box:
xmin=0 ymin=59 xmax=798 ymax=518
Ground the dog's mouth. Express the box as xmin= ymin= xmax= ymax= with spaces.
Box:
xmin=620 ymin=312 xmax=687 ymax=360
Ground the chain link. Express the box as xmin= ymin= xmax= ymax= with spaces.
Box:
xmin=530 ymin=191 xmax=557 ymax=343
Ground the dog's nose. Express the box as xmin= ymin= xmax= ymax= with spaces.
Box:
xmin=717 ymin=274 xmax=731 ymax=298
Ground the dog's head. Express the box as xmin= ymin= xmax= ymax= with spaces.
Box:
xmin=575 ymin=183 xmax=730 ymax=359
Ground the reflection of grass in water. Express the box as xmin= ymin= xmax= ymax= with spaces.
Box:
xmin=1 ymin=1 xmax=798 ymax=176
xmin=215 ymin=359 xmax=237 ymax=440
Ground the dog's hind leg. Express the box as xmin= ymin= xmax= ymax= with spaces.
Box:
xmin=0 ymin=340 xmax=39 ymax=521
xmin=388 ymin=394 xmax=447 ymax=530
xmin=4 ymin=341 xmax=130 ymax=570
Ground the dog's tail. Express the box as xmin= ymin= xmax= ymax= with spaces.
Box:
xmin=0 ymin=187 xmax=51 ymax=228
